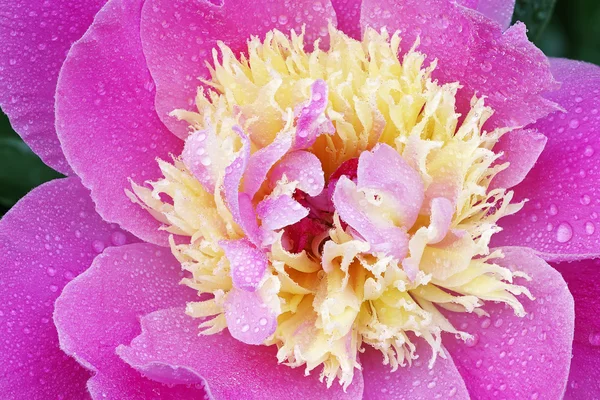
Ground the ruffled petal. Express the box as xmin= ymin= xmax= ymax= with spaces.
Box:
xmin=54 ymin=243 xmax=203 ymax=399
xmin=0 ymin=177 xmax=135 ymax=398
xmin=360 ymin=0 xmax=559 ymax=129
xmin=361 ymin=343 xmax=469 ymax=400
xmin=118 ymin=308 xmax=364 ymax=399
xmin=140 ymin=0 xmax=337 ymax=138
xmin=56 ymin=0 xmax=182 ymax=246
xmin=490 ymin=128 xmax=547 ymax=190
xmin=443 ymin=247 xmax=574 ymax=399
xmin=0 ymin=0 xmax=107 ymax=174
xmin=553 ymin=259 xmax=600 ymax=399
xmin=494 ymin=59 xmax=600 ymax=261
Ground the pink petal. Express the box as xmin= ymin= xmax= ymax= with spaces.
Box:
xmin=223 ymin=127 xmax=261 ymax=245
xmin=361 ymin=0 xmax=559 ymax=129
xmin=0 ymin=177 xmax=136 ymax=398
xmin=489 ymin=129 xmax=547 ymax=190
xmin=182 ymin=128 xmax=224 ymax=193
xmin=0 ymin=0 xmax=107 ymax=174
xmin=54 ymin=243 xmax=203 ymax=398
xmin=270 ymin=151 xmax=326 ymax=197
xmin=357 ymin=143 xmax=424 ymax=228
xmin=332 ymin=0 xmax=363 ymax=39
xmin=293 ymin=79 xmax=335 ymax=150
xmin=224 ymin=288 xmax=278 ymax=345
xmin=118 ymin=308 xmax=364 ymax=399
xmin=471 ymin=0 xmax=516 ymax=30
xmin=493 ymin=59 xmax=600 ymax=261
xmin=257 ymin=194 xmax=309 ymax=231
xmin=244 ymin=132 xmax=293 ymax=199
xmin=552 ymin=259 xmax=600 ymax=399
xmin=428 ymin=197 xmax=454 ymax=244
xmin=220 ymin=238 xmax=269 ymax=291
xmin=443 ymin=247 xmax=574 ymax=399
xmin=56 ymin=0 xmax=182 ymax=246
xmin=140 ymin=0 xmax=337 ymax=138
xmin=333 ymin=176 xmax=410 ymax=259
xmin=361 ymin=342 xmax=469 ymax=400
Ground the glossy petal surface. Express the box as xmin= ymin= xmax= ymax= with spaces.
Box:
xmin=56 ymin=0 xmax=182 ymax=245
xmin=0 ymin=0 xmax=107 ymax=174
xmin=140 ymin=0 xmax=337 ymax=138
xmin=553 ymin=259 xmax=600 ymax=399
xmin=118 ymin=308 xmax=364 ymax=399
xmin=361 ymin=343 xmax=469 ymax=400
xmin=0 ymin=177 xmax=135 ymax=399
xmin=443 ymin=247 xmax=574 ymax=399
xmin=494 ymin=60 xmax=600 ymax=261
xmin=54 ymin=243 xmax=202 ymax=399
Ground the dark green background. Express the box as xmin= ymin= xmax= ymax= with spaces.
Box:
xmin=0 ymin=0 xmax=599 ymax=216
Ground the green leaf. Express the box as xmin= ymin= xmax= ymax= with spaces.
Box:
xmin=513 ymin=0 xmax=558 ymax=42
xmin=0 ymin=137 xmax=63 ymax=208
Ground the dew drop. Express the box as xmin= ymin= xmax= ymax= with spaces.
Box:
xmin=556 ymin=223 xmax=573 ymax=243
xmin=585 ymin=221 xmax=595 ymax=235
xmin=589 ymin=331 xmax=600 ymax=347
xmin=46 ymin=267 xmax=57 ymax=277
xmin=241 ymin=324 xmax=250 ymax=333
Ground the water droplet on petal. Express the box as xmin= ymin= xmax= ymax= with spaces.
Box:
xmin=556 ymin=223 xmax=573 ymax=243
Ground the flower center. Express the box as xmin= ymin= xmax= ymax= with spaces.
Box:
xmin=130 ymin=26 xmax=532 ymax=389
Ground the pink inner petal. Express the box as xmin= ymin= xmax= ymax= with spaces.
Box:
xmin=224 ymin=289 xmax=278 ymax=345
xmin=220 ymin=238 xmax=269 ymax=291
xmin=334 ymin=175 xmax=410 ymax=259
xmin=270 ymin=150 xmax=326 ymax=197
xmin=257 ymin=194 xmax=309 ymax=232
xmin=357 ymin=143 xmax=424 ymax=228
xmin=243 ymin=131 xmax=293 ymax=199
xmin=222 ymin=127 xmax=261 ymax=245
xmin=292 ymin=80 xmax=335 ymax=150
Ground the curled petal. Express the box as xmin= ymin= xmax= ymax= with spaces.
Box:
xmin=244 ymin=132 xmax=293 ymax=199
xmin=182 ymin=128 xmax=229 ymax=193
xmin=293 ymin=79 xmax=335 ymax=150
xmin=357 ymin=143 xmax=424 ymax=228
xmin=270 ymin=151 xmax=326 ymax=197
xmin=334 ymin=176 xmax=410 ymax=260
xmin=222 ymin=127 xmax=261 ymax=245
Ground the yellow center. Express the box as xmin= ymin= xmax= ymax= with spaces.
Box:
xmin=129 ymin=25 xmax=531 ymax=389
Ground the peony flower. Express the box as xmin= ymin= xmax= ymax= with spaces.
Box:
xmin=1 ymin=0 xmax=599 ymax=398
